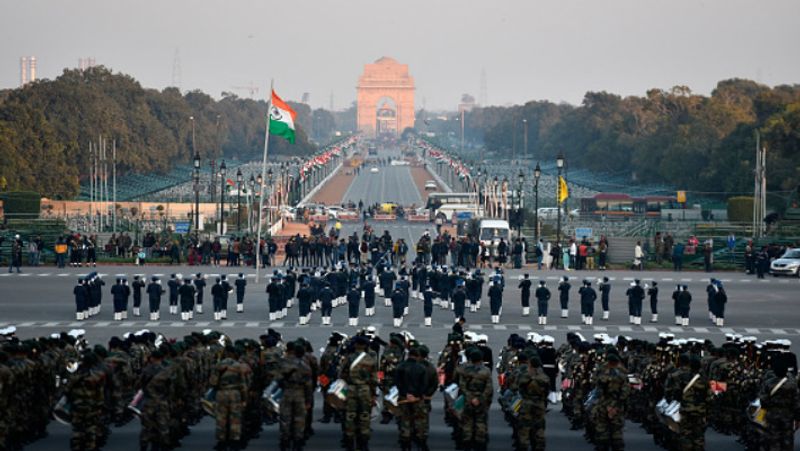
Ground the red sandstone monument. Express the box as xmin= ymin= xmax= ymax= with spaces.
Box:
xmin=356 ymin=57 xmax=415 ymax=137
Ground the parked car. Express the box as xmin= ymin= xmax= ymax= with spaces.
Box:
xmin=370 ymin=167 xmax=379 ymax=173
xmin=771 ymin=248 xmax=800 ymax=277
xmin=424 ymin=180 xmax=437 ymax=190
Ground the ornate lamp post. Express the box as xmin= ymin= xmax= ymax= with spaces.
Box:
xmin=236 ymin=168 xmax=243 ymax=232
xmin=517 ymin=168 xmax=525 ymax=238
xmin=219 ymin=161 xmax=226 ymax=234
xmin=193 ymin=151 xmax=201 ymax=241
xmin=248 ymin=174 xmax=256 ymax=234
xmin=533 ymin=162 xmax=541 ymax=243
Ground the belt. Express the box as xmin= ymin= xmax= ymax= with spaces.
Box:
xmin=543 ymin=364 xmax=556 ymax=368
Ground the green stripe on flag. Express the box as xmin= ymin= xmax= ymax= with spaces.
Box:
xmin=270 ymin=119 xmax=295 ymax=143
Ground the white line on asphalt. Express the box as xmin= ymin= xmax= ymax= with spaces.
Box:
xmin=96 ymin=322 xmax=111 ymax=327
xmin=471 ymin=325 xmax=483 ymax=330
xmin=271 ymin=322 xmax=284 ymax=328
xmin=694 ymin=328 xmax=709 ymax=333
xmin=38 ymin=273 xmax=51 ymax=277
xmin=740 ymin=279 xmax=752 ymax=282
xmin=42 ymin=322 xmax=60 ymax=327
xmin=58 ymin=273 xmax=69 ymax=276
xmin=680 ymin=278 xmax=692 ymax=282
xmin=619 ymin=326 xmax=632 ymax=331
xmin=18 ymin=322 xmax=36 ymax=327
xmin=643 ymin=326 xmax=657 ymax=332
xmin=720 ymin=328 xmax=735 ymax=333
xmin=661 ymin=278 xmax=673 ymax=281
xmin=745 ymin=328 xmax=760 ymax=334
xmin=0 ymin=274 xmax=11 ymax=277
xmin=669 ymin=327 xmax=683 ymax=332
xmin=246 ymin=322 xmax=259 ymax=327
xmin=494 ymin=325 xmax=507 ymax=330
xmin=771 ymin=329 xmax=787 ymax=335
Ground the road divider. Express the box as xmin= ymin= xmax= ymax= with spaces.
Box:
xmin=338 ymin=211 xmax=360 ymax=221
xmin=408 ymin=214 xmax=430 ymax=222
xmin=373 ymin=214 xmax=397 ymax=221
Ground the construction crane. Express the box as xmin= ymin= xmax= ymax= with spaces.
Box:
xmin=230 ymin=82 xmax=260 ymax=98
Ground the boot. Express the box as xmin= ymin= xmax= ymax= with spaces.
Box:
xmin=155 ymin=312 xmax=160 ymax=320
xmin=716 ymin=318 xmax=724 ymax=327
xmin=424 ymin=317 xmax=432 ymax=327
xmin=356 ymin=436 xmax=370 ymax=451
xmin=380 ymin=412 xmax=393 ymax=424
xmin=222 ymin=310 xmax=228 ymax=319
xmin=562 ymin=309 xmax=568 ymax=318
xmin=476 ymin=301 xmax=481 ymax=310
xmin=603 ymin=311 xmax=609 ymax=320
xmin=76 ymin=312 xmax=83 ymax=321
xmin=237 ymin=304 xmax=244 ymax=313
xmin=588 ymin=317 xmax=593 ymax=325
xmin=522 ymin=307 xmax=530 ymax=316
xmin=542 ymin=316 xmax=547 ymax=325
xmin=581 ymin=315 xmax=586 ymax=323
xmin=651 ymin=314 xmax=658 ymax=323
xmin=196 ymin=304 xmax=203 ymax=313
xmin=122 ymin=311 xmax=128 ymax=319
xmin=282 ymin=308 xmax=288 ymax=317
xmin=629 ymin=315 xmax=634 ymax=324
xmin=399 ymin=440 xmax=412 ymax=451
xmin=675 ymin=317 xmax=681 ymax=325
xmin=134 ymin=307 xmax=140 ymax=317
xmin=682 ymin=317 xmax=689 ymax=327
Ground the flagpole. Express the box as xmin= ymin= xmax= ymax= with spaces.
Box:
xmin=255 ymin=79 xmax=274 ymax=284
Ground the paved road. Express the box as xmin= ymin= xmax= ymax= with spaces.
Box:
xmin=5 ymin=148 xmax=800 ymax=449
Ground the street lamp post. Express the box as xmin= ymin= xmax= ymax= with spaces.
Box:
xmin=556 ymin=154 xmax=565 ymax=249
xmin=266 ymin=169 xmax=272 ymax=228
xmin=193 ymin=152 xmax=201 ymax=242
xmin=517 ymin=168 xmax=524 ymax=238
xmin=219 ymin=161 xmax=226 ymax=235
xmin=522 ymin=118 xmax=528 ymax=163
xmin=249 ymin=175 xmax=256 ymax=234
xmin=236 ymin=168 xmax=243 ymax=232
xmin=533 ymin=163 xmax=541 ymax=243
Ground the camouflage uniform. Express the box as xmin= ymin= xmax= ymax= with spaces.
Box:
xmin=759 ymin=371 xmax=800 ymax=451
xmin=340 ymin=344 xmax=378 ymax=448
xmin=395 ymin=353 xmax=435 ymax=450
xmin=0 ymin=358 xmax=11 ymax=449
xmin=139 ymin=359 xmax=171 ymax=450
xmin=668 ymin=368 xmax=710 ymax=451
xmin=517 ymin=363 xmax=550 ymax=451
xmin=209 ymin=356 xmax=250 ymax=445
xmin=454 ymin=356 xmax=493 ymax=450
xmin=104 ymin=348 xmax=135 ymax=425
xmin=379 ymin=340 xmax=404 ymax=422
xmin=65 ymin=360 xmax=106 ymax=451
xmin=591 ymin=361 xmax=630 ymax=451
xmin=277 ymin=351 xmax=313 ymax=449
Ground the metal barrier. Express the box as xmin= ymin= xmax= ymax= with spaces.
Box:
xmin=408 ymin=215 xmax=430 ymax=222
xmin=338 ymin=211 xmax=360 ymax=221
xmin=373 ymin=214 xmax=397 ymax=221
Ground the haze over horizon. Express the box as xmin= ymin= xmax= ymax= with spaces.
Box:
xmin=2 ymin=0 xmax=799 ymax=111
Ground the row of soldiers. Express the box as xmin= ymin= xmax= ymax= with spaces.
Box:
xmin=73 ymin=272 xmax=249 ymax=322
xmin=555 ymin=331 xmax=799 ymax=450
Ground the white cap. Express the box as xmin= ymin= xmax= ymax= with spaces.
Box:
xmin=543 ymin=335 xmax=555 ymax=344
xmin=527 ymin=332 xmax=542 ymax=343
xmin=67 ymin=329 xmax=86 ymax=338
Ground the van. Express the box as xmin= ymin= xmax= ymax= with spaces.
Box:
xmin=479 ymin=219 xmax=511 ymax=247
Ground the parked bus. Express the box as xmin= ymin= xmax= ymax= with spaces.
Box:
xmin=426 ymin=192 xmax=482 ymax=221
xmin=580 ymin=193 xmax=678 ymax=218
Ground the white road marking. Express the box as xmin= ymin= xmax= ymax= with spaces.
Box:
xmin=694 ymin=327 xmax=709 ymax=333
xmin=494 ymin=325 xmax=507 ymax=330
xmin=771 ymin=329 xmax=787 ymax=335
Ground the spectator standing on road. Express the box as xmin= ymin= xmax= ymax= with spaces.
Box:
xmin=27 ymin=237 xmax=39 ymax=267
xmin=633 ymin=241 xmax=644 ymax=271
xmin=673 ymin=242 xmax=685 ymax=271
xmin=536 ymin=239 xmax=544 ymax=270
xmin=703 ymin=239 xmax=714 ymax=272
xmin=55 ymin=237 xmax=68 ymax=268
xmin=8 ymin=234 xmax=22 ymax=273
xmin=598 ymin=236 xmax=609 ymax=270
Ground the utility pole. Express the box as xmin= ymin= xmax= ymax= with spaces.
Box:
xmin=112 ymin=139 xmax=117 ymax=234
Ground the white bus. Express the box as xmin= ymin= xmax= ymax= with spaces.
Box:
xmin=426 ymin=192 xmax=482 ymax=221
xmin=479 ymin=219 xmax=511 ymax=247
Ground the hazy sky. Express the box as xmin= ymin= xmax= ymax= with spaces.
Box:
xmin=2 ymin=0 xmax=799 ymax=110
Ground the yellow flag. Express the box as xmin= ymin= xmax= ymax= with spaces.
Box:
xmin=558 ymin=176 xmax=569 ymax=204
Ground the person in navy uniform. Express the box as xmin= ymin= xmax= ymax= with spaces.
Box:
xmin=488 ymin=276 xmax=503 ymax=324
xmin=535 ymin=280 xmax=551 ymax=325
xmin=74 ymin=278 xmax=89 ymax=321
xmin=132 ymin=275 xmax=145 ymax=317
xmin=168 ymin=274 xmax=181 ymax=315
xmin=558 ymin=276 xmax=571 ymax=318
xmin=391 ymin=285 xmax=405 ymax=328
xmin=193 ymin=273 xmax=207 ymax=314
xmin=267 ymin=273 xmax=283 ymax=321
xmin=319 ymin=282 xmax=335 ymax=326
xmin=626 ymin=279 xmax=645 ymax=325
xmin=518 ymin=273 xmax=532 ymax=317
xmin=111 ymin=278 xmax=126 ymax=321
xmin=647 ymin=281 xmax=659 ymax=323
xmin=579 ymin=279 xmax=597 ymax=325
xmin=235 ymin=273 xmax=247 ymax=313
xmin=362 ymin=275 xmax=377 ymax=317
xmin=347 ymin=283 xmax=362 ymax=327
xmin=220 ymin=274 xmax=232 ymax=319
xmin=89 ymin=273 xmax=105 ymax=317
xmin=121 ymin=278 xmax=131 ymax=320
xmin=422 ymin=284 xmax=439 ymax=327
xmin=146 ymin=276 xmax=164 ymax=320
xmin=297 ymin=281 xmax=313 ymax=325
xmin=452 ymin=279 xmax=467 ymax=321
xmin=212 ymin=277 xmax=225 ymax=321
xmin=179 ymin=278 xmax=196 ymax=321
xmin=599 ymin=277 xmax=611 ymax=320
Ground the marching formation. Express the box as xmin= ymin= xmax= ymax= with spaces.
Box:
xmin=0 ymin=326 xmax=798 ymax=451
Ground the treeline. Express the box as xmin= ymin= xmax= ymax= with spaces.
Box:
xmin=0 ymin=66 xmax=331 ymax=199
xmin=443 ymin=79 xmax=800 ymax=197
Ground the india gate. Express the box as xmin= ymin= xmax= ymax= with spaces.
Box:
xmin=356 ymin=57 xmax=415 ymax=137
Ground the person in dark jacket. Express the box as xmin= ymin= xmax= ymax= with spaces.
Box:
xmin=626 ymin=279 xmax=645 ymax=325
xmin=713 ymin=281 xmax=727 ymax=327
xmin=558 ymin=276 xmax=571 ymax=319
xmin=679 ymin=284 xmax=692 ymax=327
xmin=347 ymin=283 xmax=361 ymax=327
xmin=488 ymin=278 xmax=503 ymax=324
xmin=519 ymin=274 xmax=532 ymax=317
xmin=297 ymin=281 xmax=313 ymax=325
xmin=211 ymin=277 xmax=225 ymax=321
xmin=74 ymin=278 xmax=89 ymax=320
xmin=178 ymin=278 xmax=196 ymax=321
xmin=132 ymin=275 xmax=145 ymax=317
xmin=391 ymin=285 xmax=406 ymax=328
xmin=578 ymin=280 xmax=597 ymax=325
xmin=146 ymin=276 xmax=164 ymax=320
xmin=362 ymin=275 xmax=377 ymax=317
xmin=111 ymin=278 xmax=126 ymax=322
xmin=193 ymin=273 xmax=207 ymax=314
xmin=235 ymin=273 xmax=247 ymax=313
xmin=319 ymin=282 xmax=335 ymax=326
xmin=422 ymin=284 xmax=439 ymax=327
xmin=451 ymin=280 xmax=467 ymax=321
xmin=535 ymin=280 xmax=551 ymax=325
xmin=599 ymin=277 xmax=611 ymax=320
xmin=167 ymin=274 xmax=181 ymax=315
xmin=647 ymin=281 xmax=659 ymax=323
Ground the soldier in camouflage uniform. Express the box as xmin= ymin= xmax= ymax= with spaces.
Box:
xmin=759 ymin=356 xmax=800 ymax=451
xmin=139 ymin=347 xmax=171 ymax=451
xmin=105 ymin=337 xmax=136 ymax=426
xmin=65 ymin=351 xmax=106 ymax=451
xmin=209 ymin=345 xmax=251 ymax=451
xmin=395 ymin=346 xmax=435 ymax=451
xmin=591 ymin=352 xmax=629 ymax=451
xmin=340 ymin=335 xmax=378 ymax=451
xmin=380 ymin=334 xmax=406 ymax=423
xmin=666 ymin=355 xmax=710 ymax=451
xmin=277 ymin=340 xmax=313 ymax=451
xmin=454 ymin=347 xmax=493 ymax=451
xmin=517 ymin=352 xmax=550 ymax=451
xmin=319 ymin=332 xmax=345 ymax=423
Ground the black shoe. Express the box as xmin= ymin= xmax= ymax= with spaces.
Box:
xmin=319 ymin=415 xmax=332 ymax=423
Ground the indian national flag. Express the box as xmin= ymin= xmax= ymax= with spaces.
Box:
xmin=269 ymin=90 xmax=297 ymax=143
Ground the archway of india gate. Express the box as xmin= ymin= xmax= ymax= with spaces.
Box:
xmin=356 ymin=57 xmax=415 ymax=138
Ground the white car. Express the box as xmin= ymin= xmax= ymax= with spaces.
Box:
xmin=326 ymin=206 xmax=343 ymax=219
xmin=424 ymin=180 xmax=437 ymax=190
xmin=771 ymin=248 xmax=800 ymax=277
xmin=280 ymin=207 xmax=296 ymax=221
xmin=370 ymin=167 xmax=379 ymax=173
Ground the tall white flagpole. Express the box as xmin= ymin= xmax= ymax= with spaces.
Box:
xmin=255 ymin=80 xmax=274 ymax=283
